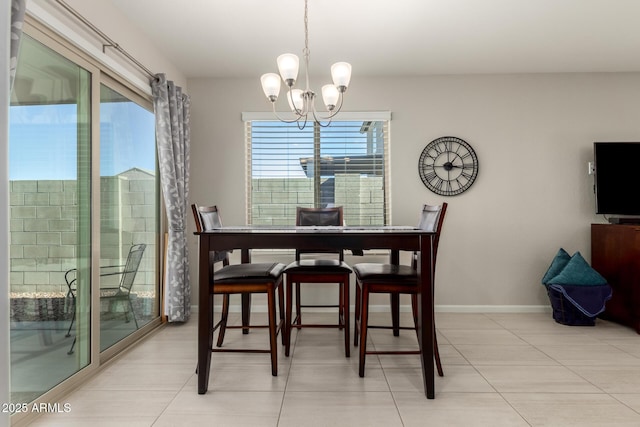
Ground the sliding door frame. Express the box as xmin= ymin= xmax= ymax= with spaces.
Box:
xmin=10 ymin=17 xmax=164 ymax=426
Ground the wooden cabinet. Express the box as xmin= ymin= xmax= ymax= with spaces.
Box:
xmin=591 ymin=223 xmax=640 ymax=333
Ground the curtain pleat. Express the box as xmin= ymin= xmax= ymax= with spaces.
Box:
xmin=10 ymin=0 xmax=26 ymax=90
xmin=152 ymin=73 xmax=191 ymax=322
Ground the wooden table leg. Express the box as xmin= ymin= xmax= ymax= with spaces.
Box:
xmin=241 ymin=249 xmax=251 ymax=334
xmin=390 ymin=250 xmax=400 ymax=336
xmin=198 ymin=235 xmax=212 ymax=394
xmin=418 ymin=234 xmax=435 ymax=399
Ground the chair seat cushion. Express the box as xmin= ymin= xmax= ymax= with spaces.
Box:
xmin=284 ymin=259 xmax=352 ymax=274
xmin=353 ymin=263 xmax=417 ymax=283
xmin=213 ymin=262 xmax=286 ymax=283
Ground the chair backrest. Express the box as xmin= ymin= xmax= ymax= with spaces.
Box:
xmin=296 ymin=206 xmax=343 ymax=227
xmin=295 ymin=206 xmax=344 ymax=260
xmin=191 ymin=204 xmax=229 ymax=264
xmin=192 ymin=204 xmax=223 ymax=233
xmin=413 ymin=203 xmax=448 ymax=269
xmin=119 ymin=244 xmax=146 ymax=292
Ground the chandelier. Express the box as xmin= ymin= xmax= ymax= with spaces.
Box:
xmin=260 ymin=0 xmax=352 ymax=129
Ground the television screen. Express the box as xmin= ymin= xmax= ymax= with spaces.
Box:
xmin=594 ymin=142 xmax=640 ymax=216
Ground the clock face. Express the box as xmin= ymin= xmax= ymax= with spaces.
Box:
xmin=418 ymin=136 xmax=479 ymax=196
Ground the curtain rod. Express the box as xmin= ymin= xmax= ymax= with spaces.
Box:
xmin=54 ymin=0 xmax=156 ymax=80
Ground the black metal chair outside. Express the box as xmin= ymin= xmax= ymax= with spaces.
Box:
xmin=65 ymin=243 xmax=147 ymax=354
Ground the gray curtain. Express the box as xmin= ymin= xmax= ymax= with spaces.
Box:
xmin=10 ymin=0 xmax=26 ymax=90
xmin=152 ymin=74 xmax=191 ymax=322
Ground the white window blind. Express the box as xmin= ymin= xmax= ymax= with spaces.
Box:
xmin=245 ymin=118 xmax=390 ymax=226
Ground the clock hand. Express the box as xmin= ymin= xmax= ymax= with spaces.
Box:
xmin=433 ymin=163 xmax=475 ymax=169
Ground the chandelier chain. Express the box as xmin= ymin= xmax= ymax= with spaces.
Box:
xmin=303 ymin=0 xmax=309 ymax=57
xmin=303 ymin=0 xmax=311 ymax=92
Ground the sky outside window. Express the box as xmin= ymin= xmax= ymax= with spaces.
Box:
xmin=9 ymin=101 xmax=155 ymax=180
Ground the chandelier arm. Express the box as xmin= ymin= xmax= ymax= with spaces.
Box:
xmin=295 ymin=117 xmax=309 ymax=130
xmin=329 ymin=92 xmax=345 ymax=116
xmin=270 ymin=103 xmax=308 ymax=124
xmin=286 ymin=88 xmax=306 ymax=117
xmin=309 ymin=92 xmax=332 ymax=127
xmin=311 ymin=109 xmax=333 ymax=127
xmin=311 ymin=91 xmax=345 ymax=122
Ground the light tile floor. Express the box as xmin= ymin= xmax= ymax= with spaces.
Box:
xmin=27 ymin=312 xmax=640 ymax=426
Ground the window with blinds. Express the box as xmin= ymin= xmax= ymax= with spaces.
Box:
xmin=246 ymin=118 xmax=390 ymax=226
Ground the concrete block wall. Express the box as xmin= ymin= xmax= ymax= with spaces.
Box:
xmin=10 ymin=180 xmax=77 ymax=295
xmin=10 ymin=172 xmax=157 ymax=297
xmin=334 ymin=174 xmax=385 ymax=226
xmin=251 ymin=175 xmax=385 ymax=225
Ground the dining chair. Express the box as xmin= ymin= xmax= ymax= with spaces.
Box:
xmin=283 ymin=206 xmax=352 ymax=357
xmin=352 ymin=203 xmax=448 ymax=377
xmin=192 ymin=204 xmax=286 ymax=375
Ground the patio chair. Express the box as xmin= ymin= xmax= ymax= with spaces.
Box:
xmin=65 ymin=243 xmax=147 ymax=354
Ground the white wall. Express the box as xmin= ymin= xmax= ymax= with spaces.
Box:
xmin=187 ymin=72 xmax=640 ymax=309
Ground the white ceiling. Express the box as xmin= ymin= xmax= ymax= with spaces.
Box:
xmin=109 ymin=0 xmax=640 ymax=79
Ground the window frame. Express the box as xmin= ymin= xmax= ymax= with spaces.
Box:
xmin=243 ymin=112 xmax=391 ymax=226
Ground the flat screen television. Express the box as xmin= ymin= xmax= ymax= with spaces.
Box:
xmin=594 ymin=142 xmax=640 ymax=217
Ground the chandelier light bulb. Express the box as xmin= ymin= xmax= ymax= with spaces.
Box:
xmin=260 ymin=73 xmax=281 ymax=102
xmin=277 ymin=53 xmax=300 ymax=87
xmin=321 ymin=84 xmax=339 ymax=111
xmin=331 ymin=62 xmax=352 ymax=92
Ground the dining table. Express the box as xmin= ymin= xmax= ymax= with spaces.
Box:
xmin=195 ymin=225 xmax=437 ymax=399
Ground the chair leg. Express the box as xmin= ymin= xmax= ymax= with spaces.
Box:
xmin=338 ymin=282 xmax=345 ymax=330
xmin=209 ymin=294 xmax=215 ymax=351
xmin=122 ymin=299 xmax=131 ymax=323
xmin=391 ymin=293 xmax=400 ymax=336
xmin=65 ymin=287 xmax=77 ymax=355
xmin=411 ymin=294 xmax=443 ymax=377
xmin=66 ymin=303 xmax=76 ymax=337
xmin=127 ymin=297 xmax=139 ymax=329
xmin=285 ymin=278 xmax=293 ymax=357
xmin=342 ymin=276 xmax=350 ymax=357
xmin=216 ymin=294 xmax=230 ymax=347
xmin=411 ymin=294 xmax=419 ymax=325
xmin=241 ymin=293 xmax=251 ymax=335
xmin=278 ymin=281 xmax=285 ymax=346
xmin=267 ymin=287 xmax=278 ymax=376
xmin=354 ymin=282 xmax=361 ymax=346
xmin=294 ymin=282 xmax=302 ymax=326
xmin=358 ymin=285 xmax=370 ymax=377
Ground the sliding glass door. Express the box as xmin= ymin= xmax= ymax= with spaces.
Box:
xmin=99 ymin=83 xmax=158 ymax=352
xmin=9 ymin=33 xmax=92 ymax=403
xmin=8 ymin=23 xmax=161 ymax=409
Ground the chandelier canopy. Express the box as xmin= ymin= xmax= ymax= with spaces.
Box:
xmin=260 ymin=0 xmax=352 ymax=129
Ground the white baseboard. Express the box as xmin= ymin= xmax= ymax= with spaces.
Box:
xmin=436 ymin=305 xmax=551 ymax=313
xmin=191 ymin=304 xmax=551 ymax=314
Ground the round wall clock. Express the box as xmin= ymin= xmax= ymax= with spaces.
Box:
xmin=418 ymin=136 xmax=479 ymax=196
